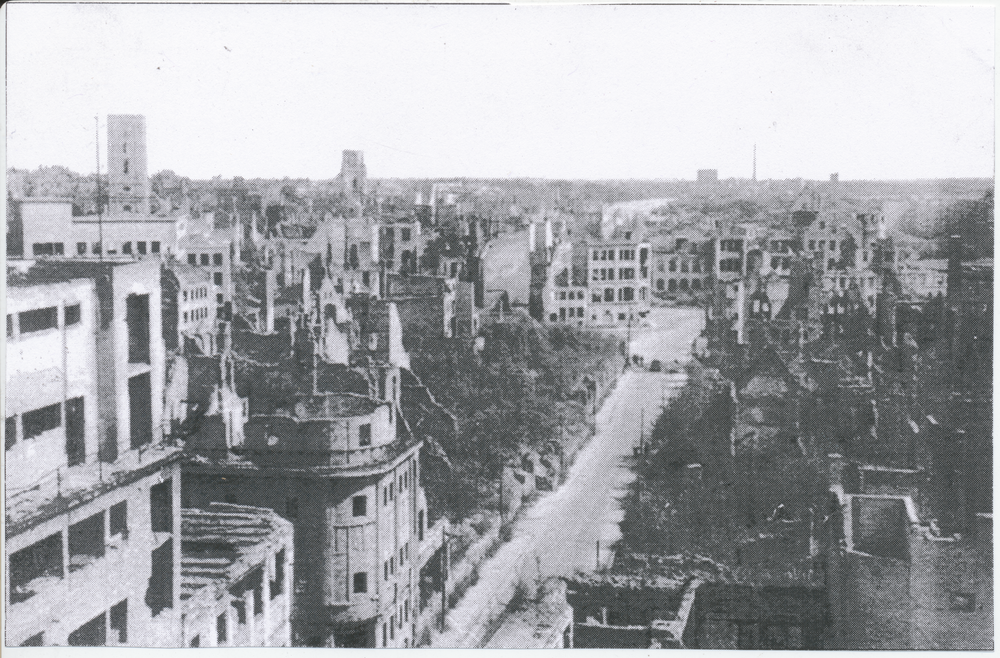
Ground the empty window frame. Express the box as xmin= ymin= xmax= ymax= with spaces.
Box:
xmin=353 ymin=495 xmax=368 ymax=517
xmin=9 ymin=532 xmax=64 ymax=603
xmin=271 ymin=548 xmax=285 ymax=598
xmin=150 ymin=479 xmax=173 ymax=532
xmin=23 ymin=403 xmax=61 ymax=441
xmin=69 ymin=511 xmax=106 ymax=571
xmin=19 ymin=307 xmax=58 ymax=334
xmin=217 ymin=613 xmax=228 ymax=644
xmin=69 ymin=612 xmax=106 ymax=646
xmin=110 ymin=501 xmax=128 ymax=537
xmin=146 ymin=539 xmax=173 ymax=615
xmin=65 ymin=304 xmax=81 ymax=326
xmin=110 ymin=599 xmax=128 ymax=644
xmin=354 ymin=572 xmax=368 ymax=594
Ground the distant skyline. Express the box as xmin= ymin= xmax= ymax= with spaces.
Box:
xmin=7 ymin=4 xmax=995 ymax=182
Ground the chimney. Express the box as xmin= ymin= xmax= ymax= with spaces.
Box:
xmin=528 ymin=221 xmax=537 ymax=253
xmin=830 ymin=172 xmax=839 ymax=184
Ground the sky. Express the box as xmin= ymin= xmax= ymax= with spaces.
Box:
xmin=6 ymin=4 xmax=995 ymax=181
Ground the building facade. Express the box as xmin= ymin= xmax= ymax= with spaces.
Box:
xmin=6 ymin=259 xmax=183 ymax=647
xmin=586 ymin=231 xmax=651 ymax=327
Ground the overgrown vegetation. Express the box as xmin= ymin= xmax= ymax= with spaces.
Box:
xmin=617 ymin=363 xmax=826 ymax=583
xmin=408 ymin=315 xmax=620 ymax=522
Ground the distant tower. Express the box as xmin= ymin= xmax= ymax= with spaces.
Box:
xmin=752 ymin=143 xmax=757 ymax=182
xmin=107 ymin=114 xmax=151 ymax=215
xmin=340 ymin=150 xmax=367 ymax=197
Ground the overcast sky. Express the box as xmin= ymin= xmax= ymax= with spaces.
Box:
xmin=6 ymin=4 xmax=994 ymax=181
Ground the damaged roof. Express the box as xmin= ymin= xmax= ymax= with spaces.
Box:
xmin=181 ymin=503 xmax=293 ymax=603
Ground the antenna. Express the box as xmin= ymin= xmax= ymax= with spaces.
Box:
xmin=95 ymin=115 xmax=104 ymax=263
xmin=752 ymin=143 xmax=757 ymax=182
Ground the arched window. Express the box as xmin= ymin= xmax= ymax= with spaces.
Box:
xmin=656 ymin=278 xmax=665 ymax=291
xmin=680 ymin=279 xmax=689 ymax=291
xmin=668 ymin=279 xmax=677 ymax=292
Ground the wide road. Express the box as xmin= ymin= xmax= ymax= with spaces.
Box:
xmin=437 ymin=306 xmax=703 ymax=647
xmin=520 ymin=305 xmax=704 ymax=576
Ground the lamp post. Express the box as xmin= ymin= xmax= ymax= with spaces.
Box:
xmin=624 ymin=313 xmax=632 ymax=372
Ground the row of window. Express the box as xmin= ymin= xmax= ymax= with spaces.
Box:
xmin=591 ymin=248 xmax=636 ymax=262
xmin=63 ymin=599 xmax=129 ymax=646
xmin=10 ymin=483 xmax=170 ymax=607
xmin=183 ymin=286 xmax=209 ymax=302
xmin=6 ymin=397 xmax=86 ymax=461
xmin=188 ymin=252 xmax=225 ymax=267
xmin=380 ymin=599 xmax=413 ymax=646
xmin=719 ymin=239 xmax=744 ymax=252
xmin=591 ymin=267 xmax=638 ymax=281
xmin=73 ymin=241 xmax=162 ymax=257
xmin=7 ymin=304 xmax=81 ymax=338
xmin=383 ymin=227 xmax=413 ymax=242
xmin=719 ymin=258 xmax=743 ymax=273
xmin=672 ymin=239 xmax=702 ymax=253
xmin=659 ymin=259 xmax=703 ymax=273
xmin=183 ymin=307 xmax=212 ymax=324
xmin=382 ymin=542 xmax=412 ymax=582
xmin=591 ymin=287 xmax=644 ymax=303
xmin=807 ymin=239 xmax=843 ymax=252
xmin=656 ymin=278 xmax=703 ymax=292
xmin=550 ymin=307 xmax=586 ymax=322
xmin=556 ymin=290 xmax=585 ymax=301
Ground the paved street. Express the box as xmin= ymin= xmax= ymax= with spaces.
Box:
xmin=437 ymin=307 xmax=703 ymax=645
xmin=519 ymin=306 xmax=705 ymax=576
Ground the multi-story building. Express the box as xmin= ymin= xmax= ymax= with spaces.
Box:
xmin=16 ymin=196 xmax=180 ymax=260
xmin=6 ymin=258 xmax=183 ymax=647
xmin=338 ymin=150 xmax=367 ymax=198
xmin=163 ymin=262 xmax=218 ymax=355
xmin=379 ymin=218 xmax=425 ymax=276
xmin=182 ymin=300 xmax=428 ymax=647
xmin=180 ymin=224 xmax=236 ymax=312
xmin=13 ymin=115 xmax=186 ymax=260
xmin=586 ymin=223 xmax=652 ymax=327
xmin=542 ymin=239 xmax=588 ymax=326
xmin=651 ymin=229 xmax=712 ymax=296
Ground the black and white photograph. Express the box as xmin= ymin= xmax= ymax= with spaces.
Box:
xmin=3 ymin=2 xmax=994 ymax=650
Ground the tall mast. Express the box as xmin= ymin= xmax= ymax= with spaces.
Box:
xmin=95 ymin=115 xmax=104 ymax=263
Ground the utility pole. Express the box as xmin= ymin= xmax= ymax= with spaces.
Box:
xmin=639 ymin=407 xmax=644 ymax=454
xmin=95 ymin=115 xmax=103 ymax=262
xmin=624 ymin=315 xmax=632 ymax=372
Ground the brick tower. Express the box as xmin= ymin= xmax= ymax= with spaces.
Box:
xmin=107 ymin=114 xmax=151 ymax=215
